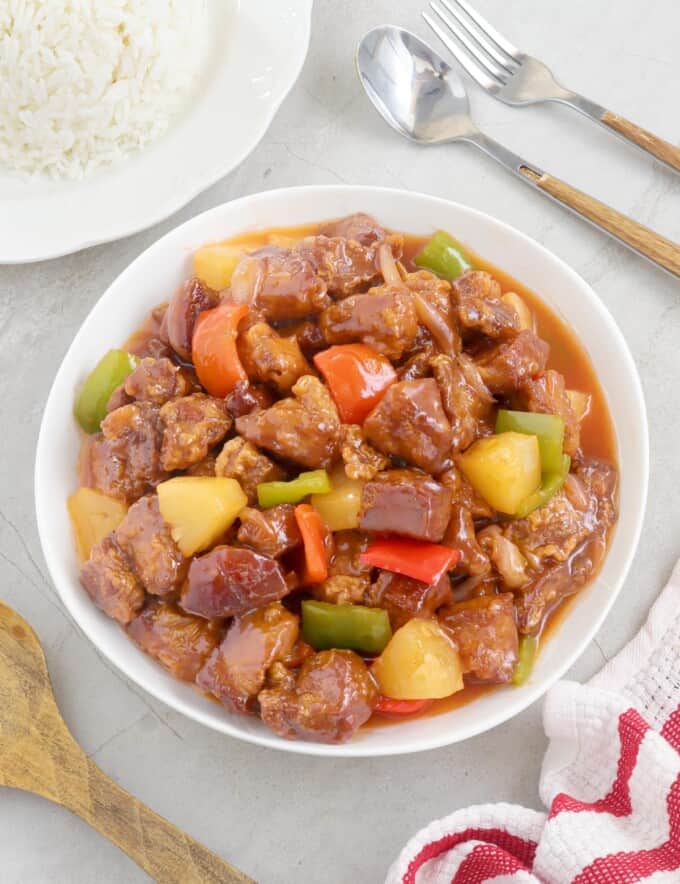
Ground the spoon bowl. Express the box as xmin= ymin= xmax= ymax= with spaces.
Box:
xmin=356 ymin=26 xmax=476 ymax=143
xmin=356 ymin=25 xmax=680 ymax=277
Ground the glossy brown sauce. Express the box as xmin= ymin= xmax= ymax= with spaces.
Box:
xmin=201 ymin=224 xmax=616 ymax=467
xmin=124 ymin=306 xmax=166 ymax=358
xmin=119 ymin=222 xmax=618 ymax=728
xmin=401 ymin=233 xmax=617 ymax=464
xmin=380 ymin=233 xmax=618 ymax=724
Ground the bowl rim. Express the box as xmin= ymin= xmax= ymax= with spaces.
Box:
xmin=34 ymin=184 xmax=649 ymax=757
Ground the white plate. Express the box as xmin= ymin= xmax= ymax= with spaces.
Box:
xmin=0 ymin=1 xmax=312 ymax=264
xmin=35 ymin=186 xmax=649 ymax=757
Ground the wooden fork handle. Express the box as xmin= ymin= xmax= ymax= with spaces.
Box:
xmin=560 ymin=92 xmax=680 ymax=174
xmin=60 ymin=753 xmax=254 ymax=884
xmin=518 ymin=166 xmax=680 ymax=277
xmin=599 ymin=111 xmax=680 ymax=173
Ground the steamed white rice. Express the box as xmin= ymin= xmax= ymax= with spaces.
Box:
xmin=0 ymin=0 xmax=209 ymax=178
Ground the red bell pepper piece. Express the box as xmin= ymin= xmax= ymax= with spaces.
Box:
xmin=313 ymin=343 xmax=396 ymax=424
xmin=374 ymin=697 xmax=433 ymax=717
xmin=295 ymin=504 xmax=330 ymax=585
xmin=192 ymin=302 xmax=249 ymax=397
xmin=360 ymin=537 xmax=460 ymax=585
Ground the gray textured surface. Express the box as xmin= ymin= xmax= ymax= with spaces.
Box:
xmin=1 ymin=1 xmax=679 ymax=881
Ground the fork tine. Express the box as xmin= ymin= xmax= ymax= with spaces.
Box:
xmin=439 ymin=0 xmax=517 ymax=72
xmin=449 ymin=0 xmax=522 ymax=62
xmin=422 ymin=10 xmax=502 ymax=91
xmin=428 ymin=3 xmax=509 ymax=84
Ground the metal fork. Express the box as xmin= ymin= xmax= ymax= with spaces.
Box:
xmin=423 ymin=0 xmax=680 ymax=174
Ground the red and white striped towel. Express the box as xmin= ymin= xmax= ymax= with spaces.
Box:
xmin=387 ymin=559 xmax=680 ymax=884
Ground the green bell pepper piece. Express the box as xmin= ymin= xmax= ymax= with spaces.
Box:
xmin=512 ymin=635 xmax=538 ymax=686
xmin=257 ymin=470 xmax=331 ymax=508
xmin=74 ymin=349 xmax=140 ymax=434
xmin=515 ymin=455 xmax=571 ymax=519
xmin=495 ymin=409 xmax=565 ymax=474
xmin=301 ymin=600 xmax=392 ymax=655
xmin=414 ymin=230 xmax=472 ymax=281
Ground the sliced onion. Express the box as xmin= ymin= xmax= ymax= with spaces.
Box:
xmin=412 ymin=291 xmax=459 ymax=358
xmin=378 ymin=241 xmax=402 ymax=286
xmin=458 ymin=354 xmax=494 ymax=404
xmin=230 ymin=254 xmax=263 ymax=305
xmin=478 ymin=525 xmax=529 ymax=589
xmin=564 ymin=473 xmax=589 ymax=511
xmin=451 ymin=573 xmax=491 ymax=601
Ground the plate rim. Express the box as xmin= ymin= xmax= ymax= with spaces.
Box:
xmin=0 ymin=0 xmax=314 ymax=265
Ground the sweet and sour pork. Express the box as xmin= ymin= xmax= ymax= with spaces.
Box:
xmin=73 ymin=213 xmax=618 ymax=744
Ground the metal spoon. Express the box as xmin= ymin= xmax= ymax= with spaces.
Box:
xmin=356 ymin=26 xmax=680 ymax=278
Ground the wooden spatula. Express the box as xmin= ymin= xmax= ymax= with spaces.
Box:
xmin=0 ymin=601 xmax=254 ymax=883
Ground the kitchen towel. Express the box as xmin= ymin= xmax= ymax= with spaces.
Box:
xmin=387 ymin=558 xmax=680 ymax=883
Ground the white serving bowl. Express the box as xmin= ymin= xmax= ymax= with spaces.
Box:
xmin=35 ymin=186 xmax=648 ymax=757
xmin=0 ymin=0 xmax=313 ymax=263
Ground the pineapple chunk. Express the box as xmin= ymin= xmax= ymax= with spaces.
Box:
xmin=68 ymin=488 xmax=128 ymax=560
xmin=157 ymin=477 xmax=247 ymax=557
xmin=193 ymin=243 xmax=249 ymax=290
xmin=311 ymin=466 xmax=363 ymax=531
xmin=459 ymin=432 xmax=541 ymax=515
xmin=266 ymin=233 xmax=300 ymax=248
xmin=502 ymin=292 xmax=535 ymax=331
xmin=372 ymin=619 xmax=463 ymax=700
xmin=566 ymin=389 xmax=592 ymax=423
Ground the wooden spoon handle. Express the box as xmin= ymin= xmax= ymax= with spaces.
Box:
xmin=518 ymin=165 xmax=680 ymax=277
xmin=600 ymin=111 xmax=680 ymax=173
xmin=60 ymin=753 xmax=253 ymax=884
